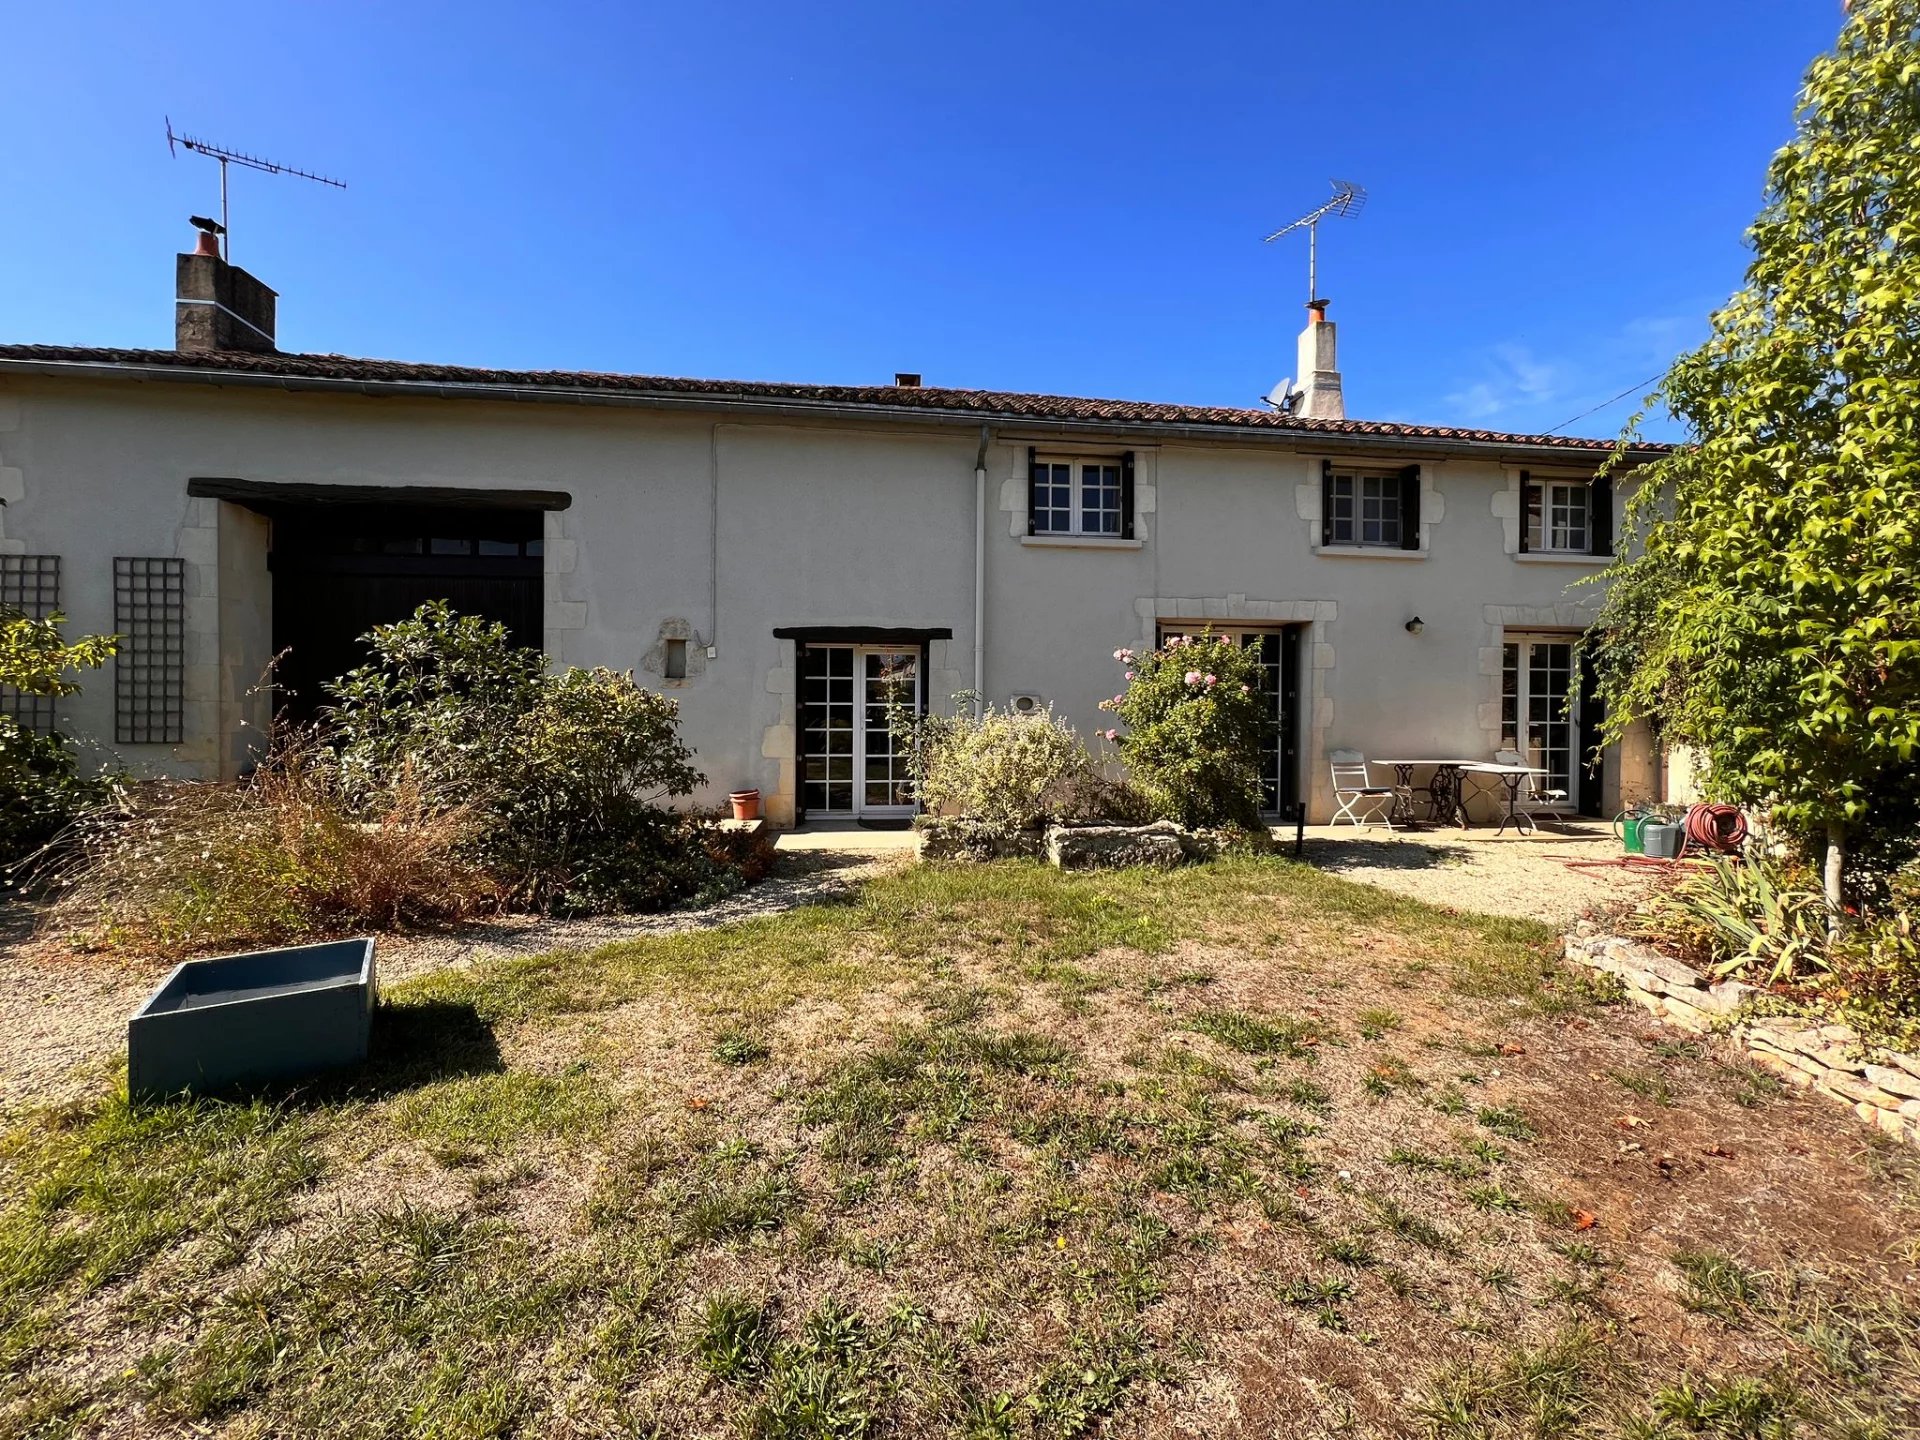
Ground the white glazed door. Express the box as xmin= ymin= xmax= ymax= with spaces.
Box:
xmin=856 ymin=648 xmax=920 ymax=817
xmin=1501 ymin=634 xmax=1578 ymax=808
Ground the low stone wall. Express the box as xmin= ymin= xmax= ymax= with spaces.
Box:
xmin=917 ymin=817 xmax=1274 ymax=870
xmin=1564 ymin=922 xmax=1920 ymax=1148
xmin=914 ymin=819 xmax=1048 ymax=862
xmin=1046 ymin=821 xmax=1187 ymax=871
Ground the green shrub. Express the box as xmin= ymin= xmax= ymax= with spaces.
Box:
xmin=1824 ymin=862 xmax=1920 ymax=1041
xmin=915 ymin=703 xmax=1095 ymax=831
xmin=323 ymin=602 xmax=549 ymax=808
xmin=0 ymin=719 xmax=105 ymax=866
xmin=0 ymin=612 xmax=117 ymax=865
xmin=46 ymin=604 xmax=764 ymax=951
xmin=1643 ymin=849 xmax=1920 ymax=1044
xmin=1099 ymin=634 xmax=1267 ymax=829
xmin=1651 ymin=853 xmax=1831 ymax=986
xmin=326 ymin=602 xmax=731 ymax=914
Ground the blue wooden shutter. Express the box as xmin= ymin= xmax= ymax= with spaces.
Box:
xmin=1399 ymin=464 xmax=1421 ymax=550
xmin=1121 ymin=452 xmax=1136 ymax=540
xmin=1026 ymin=447 xmax=1039 ymax=536
xmin=1518 ymin=470 xmax=1534 ymax=553
xmin=1320 ymin=460 xmax=1335 ymax=546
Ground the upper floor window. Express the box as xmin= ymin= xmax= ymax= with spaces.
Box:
xmin=1320 ymin=462 xmax=1421 ymax=551
xmin=1331 ymin=473 xmax=1402 ymax=546
xmin=1029 ymin=450 xmax=1134 ymax=538
xmin=1520 ymin=472 xmax=1613 ymax=556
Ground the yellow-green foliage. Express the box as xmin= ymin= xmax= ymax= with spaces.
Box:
xmin=916 ymin=703 xmax=1094 ymax=830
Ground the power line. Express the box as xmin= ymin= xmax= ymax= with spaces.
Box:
xmin=1541 ymin=374 xmax=1663 ymax=436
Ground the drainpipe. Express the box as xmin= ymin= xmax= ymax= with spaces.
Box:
xmin=708 ymin=424 xmax=721 ymax=656
xmin=973 ymin=424 xmax=991 ymax=719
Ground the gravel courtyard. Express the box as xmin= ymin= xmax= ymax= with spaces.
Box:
xmin=1302 ymin=819 xmax=1652 ymax=925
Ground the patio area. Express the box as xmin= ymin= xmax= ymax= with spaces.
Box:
xmin=774 ymin=818 xmax=1647 ymax=928
xmin=1300 ymin=818 xmax=1648 ymax=925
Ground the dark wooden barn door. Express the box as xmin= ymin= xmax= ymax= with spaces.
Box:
xmin=269 ymin=504 xmax=543 ymax=720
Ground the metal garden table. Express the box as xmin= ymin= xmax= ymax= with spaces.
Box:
xmin=1460 ymin=761 xmax=1553 ymax=836
xmin=1372 ymin=760 xmax=1475 ymax=829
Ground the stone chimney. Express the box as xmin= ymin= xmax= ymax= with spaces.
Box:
xmin=1292 ymin=300 xmax=1344 ymax=420
xmin=175 ymin=225 xmax=277 ymax=354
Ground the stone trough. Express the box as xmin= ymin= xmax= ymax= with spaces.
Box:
xmin=128 ymin=937 xmax=377 ymax=1101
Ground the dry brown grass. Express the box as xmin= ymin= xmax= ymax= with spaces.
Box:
xmin=3 ymin=858 xmax=1917 ymax=1439
xmin=38 ymin=746 xmax=500 ymax=958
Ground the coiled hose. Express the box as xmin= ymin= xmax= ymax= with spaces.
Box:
xmin=1683 ymin=802 xmax=1747 ymax=854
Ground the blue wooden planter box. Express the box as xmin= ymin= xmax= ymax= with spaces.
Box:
xmin=128 ymin=937 xmax=377 ymax=1100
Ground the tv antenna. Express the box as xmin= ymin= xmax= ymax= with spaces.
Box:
xmin=1262 ymin=179 xmax=1367 ymax=306
xmin=165 ymin=118 xmax=345 ymax=263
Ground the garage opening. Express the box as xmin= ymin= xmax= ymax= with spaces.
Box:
xmin=267 ymin=502 xmax=544 ymax=720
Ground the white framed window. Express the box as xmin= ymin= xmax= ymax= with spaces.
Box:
xmin=1328 ymin=472 xmax=1403 ymax=547
xmin=1032 ymin=455 xmax=1125 ymax=536
xmin=1526 ymin=482 xmax=1590 ymax=553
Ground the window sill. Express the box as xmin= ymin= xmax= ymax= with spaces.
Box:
xmin=1020 ymin=535 xmax=1144 ymax=551
xmin=1515 ymin=551 xmax=1611 ymax=566
xmin=1311 ymin=544 xmax=1428 ymax=560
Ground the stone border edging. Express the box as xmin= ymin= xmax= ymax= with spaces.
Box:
xmin=915 ymin=817 xmax=1272 ymax=869
xmin=1563 ymin=922 xmax=1920 ymax=1149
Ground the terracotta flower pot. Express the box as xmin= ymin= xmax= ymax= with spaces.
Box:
xmin=728 ymin=789 xmax=762 ymax=822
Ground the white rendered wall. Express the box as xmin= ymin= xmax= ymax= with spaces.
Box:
xmin=0 ymin=374 xmax=1649 ymax=820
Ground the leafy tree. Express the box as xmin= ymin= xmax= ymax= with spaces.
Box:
xmin=1591 ymin=0 xmax=1920 ymax=914
xmin=0 ymin=612 xmax=118 ymax=862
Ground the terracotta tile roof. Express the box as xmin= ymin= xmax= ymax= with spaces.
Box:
xmin=0 ymin=344 xmax=1665 ymax=454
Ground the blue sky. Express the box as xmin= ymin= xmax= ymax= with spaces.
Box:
xmin=0 ymin=2 xmax=1840 ymax=440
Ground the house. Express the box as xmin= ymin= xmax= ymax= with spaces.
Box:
xmin=0 ymin=234 xmax=1675 ymax=826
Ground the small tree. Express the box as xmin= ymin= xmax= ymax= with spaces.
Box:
xmin=1100 ymin=634 xmax=1267 ymax=830
xmin=1591 ymin=0 xmax=1920 ymax=915
xmin=0 ymin=612 xmax=118 ymax=862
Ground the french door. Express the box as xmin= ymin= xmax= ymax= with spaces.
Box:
xmin=1501 ymin=634 xmax=1582 ymax=811
xmin=799 ymin=645 xmax=921 ymax=817
xmin=1156 ymin=625 xmax=1302 ymax=815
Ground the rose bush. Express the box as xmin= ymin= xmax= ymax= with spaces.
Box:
xmin=1100 ymin=633 xmax=1267 ymax=830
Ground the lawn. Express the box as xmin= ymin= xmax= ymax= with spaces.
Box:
xmin=3 ymin=857 xmax=1917 ymax=1438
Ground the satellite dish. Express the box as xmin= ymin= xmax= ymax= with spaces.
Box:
xmin=1264 ymin=377 xmax=1298 ymax=413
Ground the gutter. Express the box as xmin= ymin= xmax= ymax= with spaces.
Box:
xmin=0 ymin=356 xmax=1667 ymax=466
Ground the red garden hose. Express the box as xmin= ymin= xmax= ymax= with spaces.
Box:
xmin=1683 ymin=802 xmax=1747 ymax=854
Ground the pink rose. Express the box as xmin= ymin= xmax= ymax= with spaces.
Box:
xmin=1104 ymin=728 xmax=1118 ymax=741
xmin=1204 ymin=674 xmax=1217 ymax=686
xmin=1124 ymin=670 xmax=1135 ymax=681
xmin=1241 ymin=684 xmax=1251 ymax=694
xmin=1185 ymin=670 xmax=1203 ymax=686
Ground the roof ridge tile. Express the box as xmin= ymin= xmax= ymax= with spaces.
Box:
xmin=0 ymin=343 xmax=1664 ymax=453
